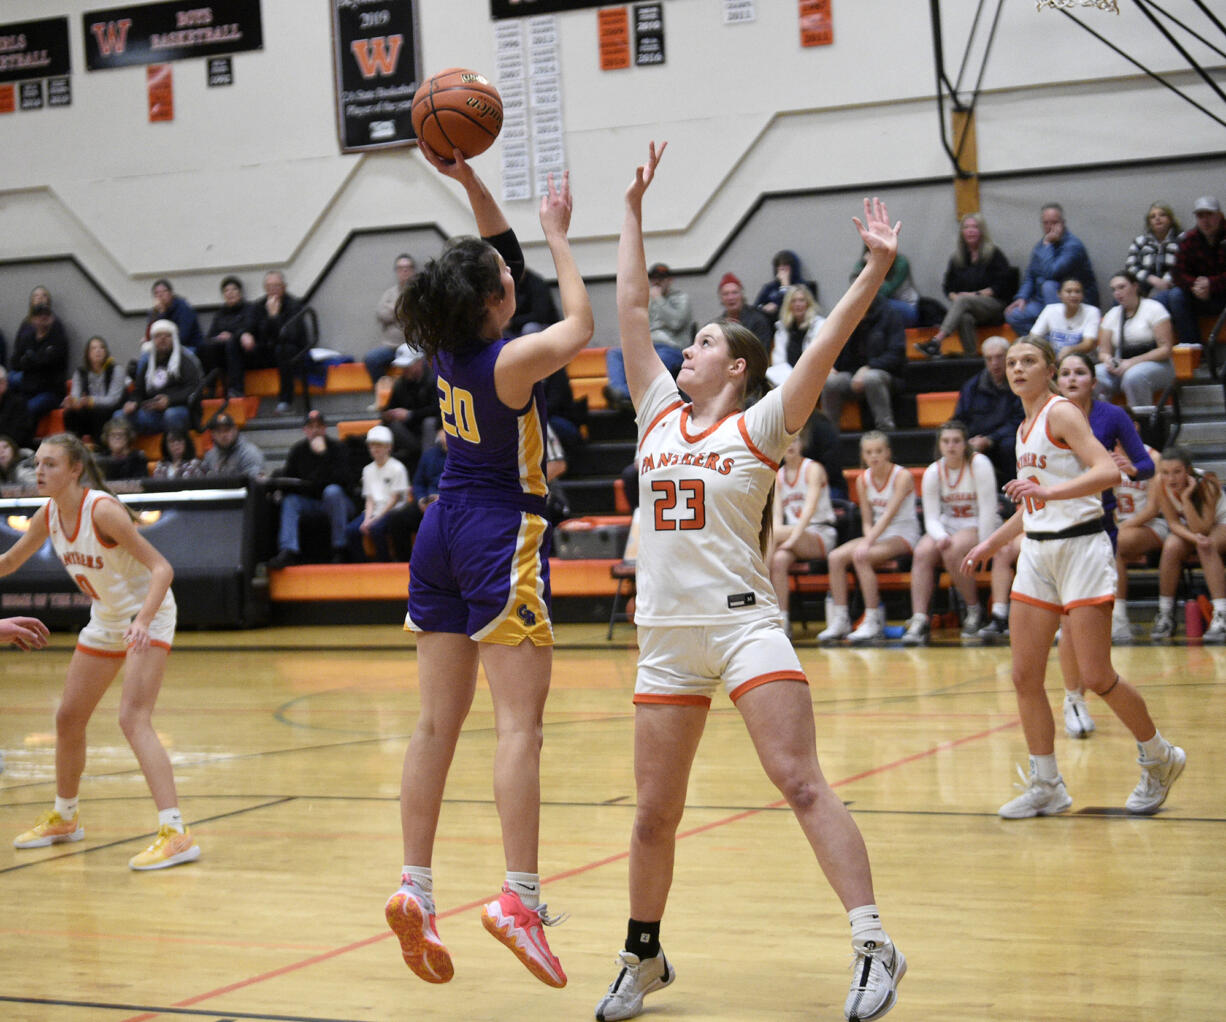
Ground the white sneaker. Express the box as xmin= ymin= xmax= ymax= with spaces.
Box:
xmin=1125 ymin=744 xmax=1186 ymax=814
xmin=848 ymin=608 xmax=884 ymax=644
xmin=1204 ymin=611 xmax=1226 ymax=643
xmin=1111 ymin=614 xmax=1132 ymax=644
xmin=961 ymin=604 xmax=984 ymax=637
xmin=595 ymin=949 xmax=675 ymax=1021
xmin=1150 ymin=609 xmax=1175 ymax=640
xmin=819 ymin=608 xmax=852 ymax=642
xmin=998 ymin=764 xmax=1073 ymax=819
xmin=845 ymin=939 xmax=906 ymax=1021
xmin=901 ymin=613 xmax=929 ymax=647
xmin=1062 ymin=692 xmax=1095 ymax=739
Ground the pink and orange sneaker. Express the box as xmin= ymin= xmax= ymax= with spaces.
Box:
xmin=14 ymin=810 xmax=83 ymax=849
xmin=481 ymin=884 xmax=567 ymax=988
xmin=385 ymin=879 xmax=453 ymax=984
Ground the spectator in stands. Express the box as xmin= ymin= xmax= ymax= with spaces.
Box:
xmin=1095 ymin=270 xmax=1175 ymax=408
xmin=1029 ymin=278 xmax=1101 ymax=359
xmin=201 ymin=412 xmax=266 ymax=480
xmin=1149 ymin=447 xmax=1226 ymax=642
xmin=543 ymin=422 xmax=570 ymax=525
xmin=854 ymin=246 xmax=920 ymax=328
xmin=544 ymin=365 xmax=585 ymax=456
xmin=1171 ymin=195 xmax=1226 ymax=342
xmin=152 ymin=429 xmax=205 ymax=481
xmin=902 ymin=420 xmax=1007 ymax=646
xmin=97 ymin=418 xmax=148 ymax=481
xmin=379 ymin=343 xmax=438 ymax=473
xmin=268 ymin=409 xmax=355 ymax=568
xmin=753 ymin=249 xmax=815 ymax=323
xmin=385 ymin=426 xmax=446 ymax=558
xmin=62 ymin=336 xmax=126 ymax=443
xmin=509 ymin=266 xmax=560 ymax=337
xmin=368 ymin=254 xmax=416 ymax=384
xmin=916 ymin=212 xmax=1013 ymax=357
xmin=0 ymin=434 xmax=24 ymax=485
xmin=604 ymin=262 xmax=692 ymax=412
xmin=241 ymin=270 xmax=308 ymax=414
xmin=205 ymin=276 xmax=255 ymax=397
xmin=1126 ymin=202 xmax=1182 ymax=300
xmin=1111 ymin=427 xmax=1163 ymax=642
xmin=345 ymin=424 xmax=409 ymax=562
xmin=1005 ymin=203 xmax=1099 ymax=335
xmin=10 ymin=294 xmax=69 ymax=423
xmin=0 ymin=367 xmax=33 ymax=450
xmin=819 ymin=431 xmax=921 ymax=643
xmin=767 ymin=284 xmax=825 ymax=387
xmin=953 ymin=335 xmax=1024 ymax=485
xmin=821 ymin=292 xmax=904 ymax=431
xmin=715 ymin=272 xmax=773 ymax=349
xmin=144 ymin=278 xmax=203 ymax=356
xmin=120 ymin=319 xmax=203 ymax=436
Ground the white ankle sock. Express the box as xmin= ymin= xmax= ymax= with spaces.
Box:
xmin=402 ymin=865 xmax=433 ymax=894
xmin=991 ymin=602 xmax=1008 ymax=620
xmin=1139 ymin=731 xmax=1168 ymax=762
xmin=1113 ymin=599 xmax=1128 ymax=620
xmin=1213 ymin=599 xmax=1226 ymax=616
xmin=157 ymin=807 xmax=184 ymax=833
xmin=1031 ymin=754 xmax=1059 ymax=782
xmin=848 ymin=904 xmax=888 ymax=949
xmin=1158 ymin=596 xmax=1175 ymax=614
xmin=506 ymin=871 xmax=541 ymax=909
xmin=54 ymin=796 xmax=78 ymax=819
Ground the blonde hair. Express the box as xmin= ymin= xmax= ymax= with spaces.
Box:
xmin=1010 ymin=335 xmax=1059 ymax=394
xmin=39 ymin=433 xmax=137 ymax=521
xmin=778 ymin=284 xmax=821 ymax=331
xmin=859 ymin=430 xmax=891 ymax=467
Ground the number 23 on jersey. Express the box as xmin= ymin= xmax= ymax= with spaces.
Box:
xmin=651 ymin=478 xmax=706 ymax=531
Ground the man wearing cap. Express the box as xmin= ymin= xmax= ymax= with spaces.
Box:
xmin=367 ymin=254 xmax=417 ymax=384
xmin=715 ymin=272 xmax=773 ymax=349
xmin=344 ymin=424 xmax=410 ymax=561
xmin=603 ymin=262 xmax=693 ymax=411
xmin=1172 ymin=196 xmax=1226 ymax=340
xmin=1005 ymin=203 xmax=1099 ymax=336
xmin=200 ymin=412 xmax=266 ymax=480
xmin=380 ymin=343 xmax=438 ymax=472
xmin=268 ymin=410 xmax=355 ymax=568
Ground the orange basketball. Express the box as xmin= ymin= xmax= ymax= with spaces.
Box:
xmin=411 ymin=68 xmax=503 ymax=160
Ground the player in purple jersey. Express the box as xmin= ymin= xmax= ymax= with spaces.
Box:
xmin=383 ymin=140 xmax=593 ymax=990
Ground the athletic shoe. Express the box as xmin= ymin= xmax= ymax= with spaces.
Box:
xmin=1125 ymin=744 xmax=1186 ymax=814
xmin=901 ymin=613 xmax=929 ymax=646
xmin=818 ymin=610 xmax=852 ymax=642
xmin=961 ymin=604 xmax=984 ymax=637
xmin=845 ymin=939 xmax=906 ymax=1021
xmin=1204 ymin=611 xmax=1226 ymax=643
xmin=913 ymin=337 xmax=943 ymax=358
xmin=998 ymin=764 xmax=1073 ymax=819
xmin=595 ymin=949 xmax=675 ymax=1021
xmin=385 ymin=880 xmax=453 ymax=983
xmin=1062 ymin=691 xmax=1095 ymax=739
xmin=481 ymin=884 xmax=567 ymax=988
xmin=128 ymin=826 xmax=200 ymax=870
xmin=848 ymin=609 xmax=884 ymax=644
xmin=1149 ymin=609 xmax=1175 ymax=640
xmin=1111 ymin=615 xmax=1133 ymax=644
xmin=976 ymin=614 xmax=1009 ymax=642
xmin=14 ymin=810 xmax=83 ymax=849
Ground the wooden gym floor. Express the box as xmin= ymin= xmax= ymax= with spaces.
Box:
xmin=1 ymin=624 xmax=1222 ymax=1021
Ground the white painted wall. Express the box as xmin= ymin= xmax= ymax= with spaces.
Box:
xmin=0 ymin=0 xmax=1223 ymax=365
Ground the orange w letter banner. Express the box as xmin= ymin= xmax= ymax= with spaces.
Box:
xmin=83 ymin=0 xmax=263 ymax=71
xmin=331 ymin=0 xmax=422 ymax=153
xmin=798 ymin=0 xmax=832 ymax=48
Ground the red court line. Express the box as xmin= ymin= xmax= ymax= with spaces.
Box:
xmin=120 ymin=719 xmax=1018 ymax=1021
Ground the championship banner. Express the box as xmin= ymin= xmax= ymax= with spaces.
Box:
xmin=331 ymin=0 xmax=422 ymax=153
xmin=83 ymin=0 xmax=263 ymax=72
xmin=0 ymin=17 xmax=72 ymax=84
xmin=492 ymin=0 xmax=656 ymax=19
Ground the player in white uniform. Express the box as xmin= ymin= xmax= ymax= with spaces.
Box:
xmin=965 ymin=338 xmax=1186 ymax=818
xmin=902 ymin=421 xmax=1006 ymax=645
xmin=1149 ymin=446 xmax=1226 ymax=641
xmin=594 ymin=144 xmax=905 ymax=1022
xmin=820 ymin=433 xmax=921 ymax=644
xmin=0 ymin=433 xmax=199 ymax=869
xmin=768 ymin=435 xmax=837 ymax=632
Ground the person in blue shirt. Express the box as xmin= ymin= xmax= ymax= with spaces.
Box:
xmin=1005 ymin=204 xmax=1099 ymax=336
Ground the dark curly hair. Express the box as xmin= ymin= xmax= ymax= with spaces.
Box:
xmin=396 ymin=237 xmax=505 ymax=362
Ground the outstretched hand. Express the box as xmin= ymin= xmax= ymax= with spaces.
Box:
xmin=852 ymin=197 xmax=900 ymax=264
xmin=539 ymin=171 xmax=573 ymax=239
xmin=417 ymin=138 xmax=477 ymax=186
xmin=627 ymin=141 xmax=667 ymax=204
xmin=1 ymin=616 xmax=50 ymax=651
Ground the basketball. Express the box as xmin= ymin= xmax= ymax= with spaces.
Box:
xmin=411 ymin=68 xmax=503 ymax=160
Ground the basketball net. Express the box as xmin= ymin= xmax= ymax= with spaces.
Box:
xmin=1036 ymin=0 xmax=1119 ymax=11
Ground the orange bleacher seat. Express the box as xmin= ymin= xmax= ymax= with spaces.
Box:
xmin=315 ymin=362 xmax=371 ymax=394
xmin=244 ymin=368 xmax=280 ymax=397
xmin=1172 ymin=344 xmax=1201 ymax=381
xmin=568 ymin=346 xmax=609 ymax=378
xmin=572 ymin=377 xmax=608 ymax=410
xmin=337 ymin=419 xmax=380 ymax=440
xmin=916 ymin=391 xmax=959 ymax=428
xmin=36 ymin=408 xmax=65 ymax=438
xmin=839 ymin=403 xmax=862 ymax=431
xmin=905 ymin=324 xmax=1015 ymax=359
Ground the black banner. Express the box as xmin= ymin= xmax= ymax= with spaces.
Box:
xmin=0 ymin=17 xmax=71 ymax=84
xmin=84 ymin=0 xmax=263 ymax=71
xmin=331 ymin=0 xmax=422 ymax=153
xmin=634 ymin=3 xmax=664 ymax=66
xmin=492 ymin=0 xmax=642 ymax=18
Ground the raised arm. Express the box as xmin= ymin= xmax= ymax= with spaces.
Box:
xmin=618 ymin=142 xmax=670 ymax=409
xmin=780 ymin=198 xmax=900 ymax=433
xmin=418 ymin=140 xmax=511 ymax=238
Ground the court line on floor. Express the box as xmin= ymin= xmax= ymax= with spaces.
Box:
xmin=115 ymin=719 xmax=1020 ymax=1022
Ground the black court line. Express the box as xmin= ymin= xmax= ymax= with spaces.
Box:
xmin=0 ymin=995 xmax=368 ymax=1022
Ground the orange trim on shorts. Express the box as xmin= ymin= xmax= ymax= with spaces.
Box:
xmin=638 ymin=400 xmax=685 ymax=453
xmin=149 ymin=639 xmax=172 ymax=652
xmin=729 ymin=671 xmax=808 ymax=704
xmin=633 ymin=693 xmax=711 ymax=707
xmin=1010 ymin=590 xmax=1063 ymax=614
xmin=1064 ymin=594 xmax=1114 ymax=612
xmin=76 ymin=643 xmax=126 ymax=659
xmin=736 ymin=417 xmax=779 ymax=470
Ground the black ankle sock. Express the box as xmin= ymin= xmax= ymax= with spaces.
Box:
xmin=625 ymin=918 xmax=661 ymax=960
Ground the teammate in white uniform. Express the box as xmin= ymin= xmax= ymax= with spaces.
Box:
xmin=1149 ymin=447 xmax=1226 ymax=641
xmin=902 ymin=421 xmax=1006 ymax=645
xmin=594 ymin=143 xmax=905 ymax=1022
xmin=965 ymin=338 xmax=1186 ymax=818
xmin=820 ymin=433 xmax=921 ymax=643
xmin=768 ymin=436 xmax=837 ymax=632
xmin=0 ymin=433 xmax=200 ymax=870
